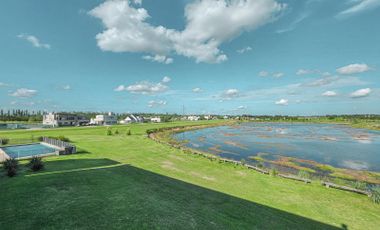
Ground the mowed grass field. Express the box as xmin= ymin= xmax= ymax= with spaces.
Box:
xmin=0 ymin=121 xmax=379 ymax=229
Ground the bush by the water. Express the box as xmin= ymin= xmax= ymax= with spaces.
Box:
xmin=29 ymin=156 xmax=44 ymax=171
xmin=298 ymin=170 xmax=311 ymax=179
xmin=270 ymin=168 xmax=278 ymax=177
xmin=370 ymin=187 xmax=380 ymax=204
xmin=3 ymin=158 xmax=18 ymax=177
xmin=0 ymin=138 xmax=9 ymax=145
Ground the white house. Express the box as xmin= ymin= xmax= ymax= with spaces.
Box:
xmin=119 ymin=114 xmax=144 ymax=124
xmin=187 ymin=115 xmax=200 ymax=121
xmin=150 ymin=117 xmax=161 ymax=123
xmin=43 ymin=113 xmax=89 ymax=127
xmin=90 ymin=112 xmax=117 ymax=126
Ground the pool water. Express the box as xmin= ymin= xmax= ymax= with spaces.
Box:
xmin=1 ymin=143 xmax=58 ymax=159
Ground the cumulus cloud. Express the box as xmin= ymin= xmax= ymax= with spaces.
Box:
xmin=89 ymin=0 xmax=285 ymax=63
xmin=62 ymin=85 xmax=71 ymax=90
xmin=322 ymin=90 xmax=337 ymax=97
xmin=0 ymin=82 xmax=8 ymax=87
xmin=10 ymin=88 xmax=37 ymax=98
xmin=272 ymin=72 xmax=284 ymax=78
xmin=236 ymin=105 xmax=247 ymax=110
xmin=192 ymin=87 xmax=202 ymax=93
xmin=115 ymin=77 xmax=170 ymax=94
xmin=236 ymin=46 xmax=252 ymax=54
xmin=148 ymin=100 xmax=167 ymax=107
xmin=275 ymin=98 xmax=288 ymax=105
xmin=142 ymin=55 xmax=173 ymax=64
xmin=350 ymin=88 xmax=371 ymax=98
xmin=221 ymin=88 xmax=239 ymax=99
xmin=337 ymin=0 xmax=380 ymax=18
xmin=336 ymin=63 xmax=372 ymax=75
xmin=17 ymin=34 xmax=50 ymax=49
xmin=162 ymin=76 xmax=171 ymax=83
xmin=258 ymin=71 xmax=269 ymax=77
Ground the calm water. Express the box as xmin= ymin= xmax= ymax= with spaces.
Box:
xmin=173 ymin=123 xmax=380 ymax=172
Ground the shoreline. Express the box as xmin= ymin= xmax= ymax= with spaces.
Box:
xmin=149 ymin=121 xmax=380 ymax=187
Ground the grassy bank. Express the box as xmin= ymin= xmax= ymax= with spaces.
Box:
xmin=0 ymin=121 xmax=379 ymax=229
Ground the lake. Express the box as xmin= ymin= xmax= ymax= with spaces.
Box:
xmin=173 ymin=123 xmax=380 ymax=173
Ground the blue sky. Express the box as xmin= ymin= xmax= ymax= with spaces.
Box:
xmin=0 ymin=0 xmax=379 ymax=115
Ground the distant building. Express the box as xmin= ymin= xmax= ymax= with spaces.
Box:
xmin=150 ymin=117 xmax=161 ymax=123
xmin=119 ymin=114 xmax=144 ymax=124
xmin=90 ymin=112 xmax=117 ymax=126
xmin=203 ymin=115 xmax=212 ymax=120
xmin=43 ymin=113 xmax=89 ymax=127
xmin=187 ymin=115 xmax=200 ymax=121
xmin=223 ymin=115 xmax=229 ymax=119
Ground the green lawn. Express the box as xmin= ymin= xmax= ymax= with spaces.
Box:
xmin=0 ymin=121 xmax=379 ymax=229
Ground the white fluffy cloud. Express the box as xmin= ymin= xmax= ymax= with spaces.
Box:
xmin=272 ymin=72 xmax=284 ymax=78
xmin=236 ymin=46 xmax=252 ymax=54
xmin=350 ymin=88 xmax=371 ymax=98
xmin=10 ymin=88 xmax=37 ymax=98
xmin=162 ymin=76 xmax=171 ymax=83
xmin=90 ymin=0 xmax=284 ymax=63
xmin=275 ymin=98 xmax=288 ymax=105
xmin=322 ymin=90 xmax=337 ymax=97
xmin=192 ymin=87 xmax=202 ymax=93
xmin=236 ymin=105 xmax=247 ymax=110
xmin=258 ymin=71 xmax=269 ymax=77
xmin=336 ymin=63 xmax=372 ymax=75
xmin=62 ymin=85 xmax=71 ymax=90
xmin=221 ymin=88 xmax=239 ymax=99
xmin=148 ymin=100 xmax=167 ymax=108
xmin=17 ymin=34 xmax=50 ymax=49
xmin=115 ymin=77 xmax=170 ymax=94
xmin=142 ymin=55 xmax=173 ymax=64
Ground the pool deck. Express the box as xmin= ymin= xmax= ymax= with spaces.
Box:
xmin=0 ymin=148 xmax=9 ymax=162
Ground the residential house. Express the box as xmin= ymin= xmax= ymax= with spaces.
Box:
xmin=43 ymin=112 xmax=89 ymax=127
xmin=90 ymin=112 xmax=117 ymax=126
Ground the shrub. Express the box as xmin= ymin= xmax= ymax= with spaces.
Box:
xmin=114 ymin=129 xmax=119 ymax=135
xmin=7 ymin=167 xmax=17 ymax=177
xmin=257 ymin=162 xmax=264 ymax=168
xmin=47 ymin=136 xmax=70 ymax=142
xmin=57 ymin=136 xmax=70 ymax=142
xmin=3 ymin=158 xmax=18 ymax=177
xmin=3 ymin=158 xmax=18 ymax=171
xmin=0 ymin=138 xmax=9 ymax=145
xmin=354 ymin=181 xmax=367 ymax=190
xmin=127 ymin=129 xmax=131 ymax=136
xmin=270 ymin=168 xmax=278 ymax=177
xmin=37 ymin=136 xmax=44 ymax=141
xmin=106 ymin=128 xmax=112 ymax=136
xmin=240 ymin=159 xmax=246 ymax=165
xmin=370 ymin=187 xmax=380 ymax=204
xmin=29 ymin=156 xmax=44 ymax=171
xmin=298 ymin=170 xmax=311 ymax=179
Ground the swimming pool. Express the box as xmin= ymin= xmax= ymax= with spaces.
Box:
xmin=1 ymin=143 xmax=59 ymax=159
